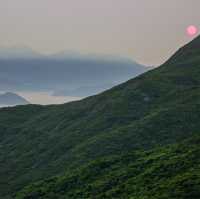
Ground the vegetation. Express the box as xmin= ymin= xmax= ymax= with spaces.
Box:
xmin=1 ymin=36 xmax=200 ymax=198
xmin=15 ymin=136 xmax=200 ymax=199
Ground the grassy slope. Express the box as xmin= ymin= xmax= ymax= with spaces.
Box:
xmin=1 ymin=36 xmax=200 ymax=197
xmin=15 ymin=136 xmax=200 ymax=199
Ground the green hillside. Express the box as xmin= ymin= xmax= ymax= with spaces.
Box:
xmin=1 ymin=35 xmax=200 ymax=198
xmin=15 ymin=136 xmax=200 ymax=199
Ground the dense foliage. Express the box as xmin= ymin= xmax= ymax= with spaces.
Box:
xmin=1 ymin=36 xmax=200 ymax=198
xmin=15 ymin=136 xmax=200 ymax=199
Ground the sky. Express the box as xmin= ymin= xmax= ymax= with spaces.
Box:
xmin=0 ymin=0 xmax=199 ymax=66
xmin=17 ymin=91 xmax=81 ymax=105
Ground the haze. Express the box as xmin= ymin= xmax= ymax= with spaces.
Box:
xmin=0 ymin=0 xmax=199 ymax=65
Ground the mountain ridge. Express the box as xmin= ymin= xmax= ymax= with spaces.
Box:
xmin=0 ymin=92 xmax=29 ymax=106
xmin=0 ymin=52 xmax=150 ymax=97
xmin=0 ymin=35 xmax=200 ymax=198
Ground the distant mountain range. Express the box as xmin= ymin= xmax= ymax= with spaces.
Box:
xmin=0 ymin=47 xmax=152 ymax=98
xmin=0 ymin=92 xmax=29 ymax=106
xmin=0 ymin=47 xmax=43 ymax=59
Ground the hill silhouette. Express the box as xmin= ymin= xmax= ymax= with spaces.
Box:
xmin=0 ymin=92 xmax=29 ymax=106
xmin=0 ymin=49 xmax=149 ymax=97
xmin=0 ymin=36 xmax=200 ymax=198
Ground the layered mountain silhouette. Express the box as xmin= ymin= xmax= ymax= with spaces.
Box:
xmin=1 ymin=36 xmax=200 ymax=198
xmin=0 ymin=48 xmax=150 ymax=97
xmin=0 ymin=92 xmax=29 ymax=106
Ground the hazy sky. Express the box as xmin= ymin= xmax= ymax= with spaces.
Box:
xmin=17 ymin=91 xmax=81 ymax=105
xmin=0 ymin=0 xmax=199 ymax=65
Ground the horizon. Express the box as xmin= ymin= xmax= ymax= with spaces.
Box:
xmin=0 ymin=34 xmax=199 ymax=65
xmin=0 ymin=0 xmax=199 ymax=66
xmin=0 ymin=0 xmax=199 ymax=105
xmin=0 ymin=35 xmax=199 ymax=106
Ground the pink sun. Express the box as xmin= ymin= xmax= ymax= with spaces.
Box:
xmin=187 ymin=25 xmax=198 ymax=36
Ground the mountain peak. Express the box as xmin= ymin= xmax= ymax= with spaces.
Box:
xmin=165 ymin=35 xmax=200 ymax=65
xmin=0 ymin=92 xmax=29 ymax=106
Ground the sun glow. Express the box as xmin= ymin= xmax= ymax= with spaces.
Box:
xmin=187 ymin=25 xmax=198 ymax=36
